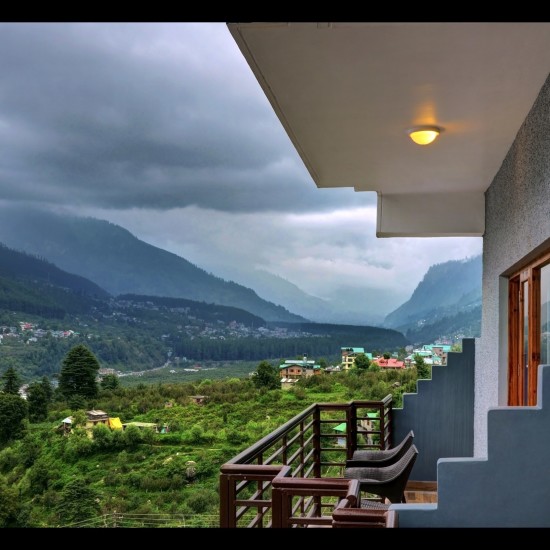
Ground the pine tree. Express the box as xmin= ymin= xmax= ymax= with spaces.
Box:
xmin=27 ymin=379 xmax=53 ymax=423
xmin=0 ymin=393 xmax=28 ymax=443
xmin=414 ymin=353 xmax=431 ymax=379
xmin=2 ymin=367 xmax=21 ymax=395
xmin=58 ymin=344 xmax=100 ymax=399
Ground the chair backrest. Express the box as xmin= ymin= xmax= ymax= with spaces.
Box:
xmin=344 ymin=444 xmax=419 ymax=503
xmin=384 ymin=444 xmax=418 ymax=482
xmin=350 ymin=429 xmax=414 ymax=465
xmin=383 ymin=430 xmax=414 ymax=460
xmin=348 ymin=444 xmax=418 ymax=482
xmin=383 ymin=444 xmax=418 ymax=503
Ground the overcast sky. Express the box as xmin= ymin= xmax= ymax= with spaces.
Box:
xmin=0 ymin=22 xmax=482 ymax=316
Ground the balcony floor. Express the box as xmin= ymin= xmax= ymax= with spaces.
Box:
xmin=404 ymin=481 xmax=438 ymax=504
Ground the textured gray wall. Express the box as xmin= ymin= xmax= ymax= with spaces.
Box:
xmin=393 ymin=339 xmax=474 ymax=481
xmin=476 ymin=73 xmax=550 ymax=456
xmin=394 ymin=364 xmax=550 ymax=527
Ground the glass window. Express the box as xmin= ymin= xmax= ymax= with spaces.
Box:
xmin=508 ymin=252 xmax=550 ymax=406
xmin=541 ymin=264 xmax=550 ymax=365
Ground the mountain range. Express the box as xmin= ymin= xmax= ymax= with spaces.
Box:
xmin=0 ymin=206 xmax=305 ymax=323
xmin=0 ymin=205 xmax=482 ymax=344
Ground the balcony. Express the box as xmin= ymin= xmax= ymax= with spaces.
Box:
xmin=220 ymin=397 xmax=400 ymax=528
xmin=220 ymin=339 xmax=476 ymax=528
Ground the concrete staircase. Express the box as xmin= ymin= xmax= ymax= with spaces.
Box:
xmin=394 ymin=362 xmax=550 ymax=527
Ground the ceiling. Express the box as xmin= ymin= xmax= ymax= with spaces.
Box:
xmin=228 ymin=23 xmax=550 ymax=237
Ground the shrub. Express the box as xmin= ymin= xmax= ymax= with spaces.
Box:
xmin=27 ymin=459 xmax=53 ymax=495
xmin=55 ymin=478 xmax=100 ymax=525
xmin=156 ymin=433 xmax=185 ymax=445
xmin=92 ymin=424 xmax=113 ymax=450
xmin=291 ymin=386 xmax=307 ymax=400
xmin=0 ymin=447 xmax=20 ymax=474
xmin=0 ymin=480 xmax=18 ymax=527
xmin=121 ymin=425 xmax=143 ymax=449
xmin=103 ymin=471 xmax=120 ymax=486
xmin=186 ymin=488 xmax=218 ymax=514
xmin=140 ymin=477 xmax=173 ymax=491
xmin=183 ymin=425 xmax=207 ymax=445
xmin=225 ymin=429 xmax=248 ymax=446
xmin=64 ymin=430 xmax=94 ymax=460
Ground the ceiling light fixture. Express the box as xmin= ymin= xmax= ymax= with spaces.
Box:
xmin=407 ymin=125 xmax=442 ymax=145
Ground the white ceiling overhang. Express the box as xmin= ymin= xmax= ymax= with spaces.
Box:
xmin=228 ymin=22 xmax=550 ymax=237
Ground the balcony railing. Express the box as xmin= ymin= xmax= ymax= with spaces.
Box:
xmin=219 ymin=395 xmax=394 ymax=528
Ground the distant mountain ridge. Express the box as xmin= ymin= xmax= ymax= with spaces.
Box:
xmin=0 ymin=242 xmax=109 ymax=299
xmin=220 ymin=268 xmax=339 ymax=322
xmin=383 ymin=255 xmax=482 ymax=343
xmin=0 ymin=243 xmax=110 ymax=318
xmin=0 ymin=207 xmax=306 ymax=323
xmin=221 ymin=268 xmax=387 ymax=326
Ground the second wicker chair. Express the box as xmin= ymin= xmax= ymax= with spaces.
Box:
xmin=346 ymin=430 xmax=414 ymax=468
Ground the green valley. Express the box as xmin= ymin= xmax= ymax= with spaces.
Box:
xmin=0 ymin=366 xmax=421 ymax=527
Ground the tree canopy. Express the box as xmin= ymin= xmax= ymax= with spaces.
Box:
xmin=414 ymin=353 xmax=431 ymax=379
xmin=354 ymin=353 xmax=371 ymax=371
xmin=100 ymin=373 xmax=120 ymax=391
xmin=0 ymin=393 xmax=28 ymax=444
xmin=58 ymin=344 xmax=100 ymax=399
xmin=2 ymin=367 xmax=21 ymax=395
xmin=27 ymin=378 xmax=53 ymax=422
xmin=56 ymin=478 xmax=100 ymax=525
xmin=252 ymin=360 xmax=280 ymax=390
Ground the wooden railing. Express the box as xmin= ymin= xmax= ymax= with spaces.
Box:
xmin=332 ymin=501 xmax=398 ymax=528
xmin=219 ymin=396 xmax=393 ymax=528
xmin=272 ymin=467 xmax=361 ymax=528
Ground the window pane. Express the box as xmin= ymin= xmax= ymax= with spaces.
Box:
xmin=541 ymin=264 xmax=550 ymax=365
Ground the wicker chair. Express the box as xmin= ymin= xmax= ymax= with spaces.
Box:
xmin=344 ymin=444 xmax=418 ymax=503
xmin=346 ymin=430 xmax=414 ymax=468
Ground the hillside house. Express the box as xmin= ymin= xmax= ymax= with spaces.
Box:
xmin=404 ymin=349 xmax=443 ymax=368
xmin=279 ymin=356 xmax=321 ymax=387
xmin=59 ymin=413 xmax=123 ymax=436
xmin=333 ymin=413 xmax=379 ymax=447
xmin=422 ymin=344 xmax=452 ymax=366
xmin=340 ymin=347 xmax=372 ymax=370
xmin=85 ymin=410 xmax=109 ymax=428
xmin=371 ymin=357 xmax=406 ymax=369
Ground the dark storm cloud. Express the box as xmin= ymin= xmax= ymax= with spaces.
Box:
xmin=0 ymin=22 xmax=370 ymax=213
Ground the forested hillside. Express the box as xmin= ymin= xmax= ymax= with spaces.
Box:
xmin=383 ymin=255 xmax=482 ymax=343
xmin=0 ymin=207 xmax=306 ymax=322
xmin=384 ymin=255 xmax=481 ymax=329
xmin=0 ymin=367 xmax=421 ymax=527
xmin=0 ymin=243 xmax=109 ymax=299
